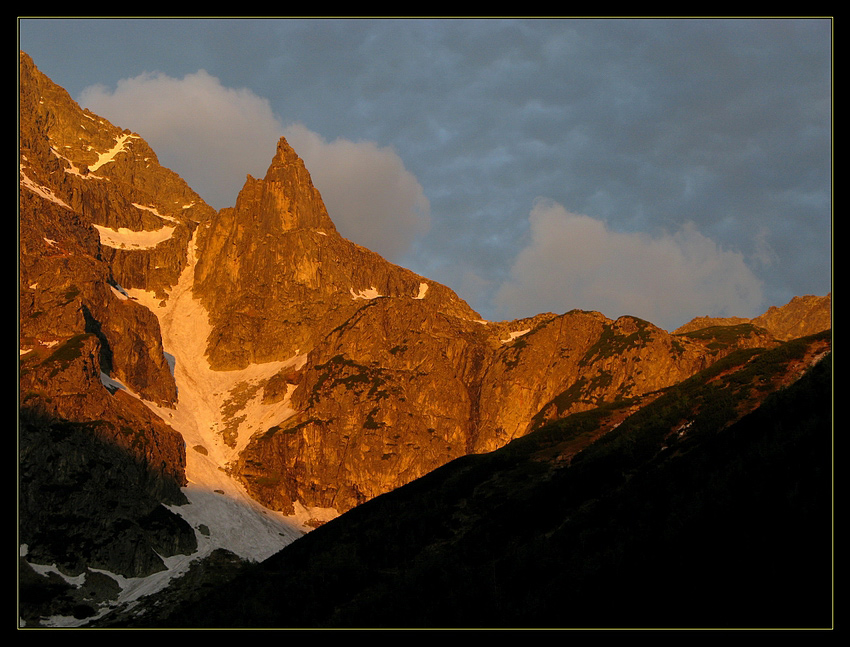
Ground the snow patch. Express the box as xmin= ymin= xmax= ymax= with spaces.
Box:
xmin=415 ymin=282 xmax=429 ymax=299
xmin=125 ymin=229 xmax=316 ymax=562
xmin=20 ymin=338 xmax=61 ymax=356
xmin=88 ymin=133 xmax=139 ymax=173
xmin=133 ymin=203 xmax=177 ymax=222
xmin=109 ymin=284 xmax=130 ymax=300
xmin=22 ymin=555 xmax=87 ymax=589
xmin=51 ymin=147 xmax=97 ymax=179
xmin=100 ymin=371 xmax=128 ymax=394
xmin=501 ymin=328 xmax=531 ymax=343
xmin=20 ymin=169 xmax=72 ymax=209
xmin=23 ymin=229 xmax=339 ymax=625
xmin=350 ymin=286 xmax=383 ymax=300
xmin=93 ymin=224 xmax=175 ymax=249
xmin=164 ymin=351 xmax=176 ymax=376
xmin=675 ymin=420 xmax=693 ymax=437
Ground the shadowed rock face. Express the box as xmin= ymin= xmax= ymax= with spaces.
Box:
xmin=19 ymin=405 xmax=197 ymax=580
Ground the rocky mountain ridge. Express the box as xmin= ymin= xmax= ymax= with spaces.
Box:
xmin=18 ymin=51 xmax=832 ymax=627
xmin=675 ymin=293 xmax=831 ymax=340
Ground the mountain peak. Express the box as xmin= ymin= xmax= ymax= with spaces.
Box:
xmin=229 ymin=135 xmax=337 ymax=234
xmin=271 ymin=135 xmax=303 ymax=168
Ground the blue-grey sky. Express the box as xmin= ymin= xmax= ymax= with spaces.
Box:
xmin=19 ymin=17 xmax=832 ymax=330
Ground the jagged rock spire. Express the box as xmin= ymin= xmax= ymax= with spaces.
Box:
xmin=230 ymin=136 xmax=338 ymax=233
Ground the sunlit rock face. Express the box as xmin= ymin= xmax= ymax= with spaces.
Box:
xmin=234 ymin=301 xmax=784 ymax=513
xmin=191 ymin=136 xmax=479 ymax=370
xmin=18 ymin=51 xmax=218 ymax=408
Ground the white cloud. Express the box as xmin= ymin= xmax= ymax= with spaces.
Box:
xmin=283 ymin=123 xmax=430 ymax=261
xmin=79 ymin=70 xmax=282 ymax=210
xmin=79 ymin=72 xmax=430 ymax=261
xmin=494 ymin=199 xmax=764 ymax=330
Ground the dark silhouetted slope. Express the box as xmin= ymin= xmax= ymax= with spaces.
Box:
xmin=133 ymin=332 xmax=831 ymax=629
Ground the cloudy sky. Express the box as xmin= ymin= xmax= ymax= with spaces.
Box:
xmin=19 ymin=18 xmax=832 ymax=330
